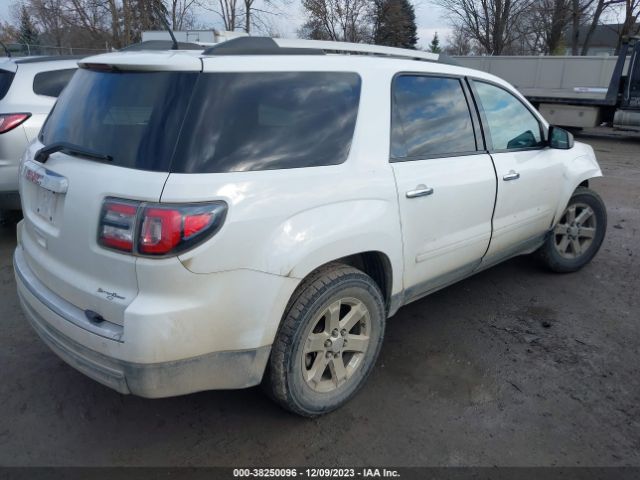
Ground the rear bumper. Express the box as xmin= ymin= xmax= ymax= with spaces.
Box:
xmin=14 ymin=246 xmax=272 ymax=398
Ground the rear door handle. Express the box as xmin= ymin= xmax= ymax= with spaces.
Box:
xmin=406 ymin=186 xmax=434 ymax=198
xmin=503 ymin=171 xmax=520 ymax=181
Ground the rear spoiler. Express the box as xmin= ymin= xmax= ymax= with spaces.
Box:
xmin=78 ymin=51 xmax=202 ymax=72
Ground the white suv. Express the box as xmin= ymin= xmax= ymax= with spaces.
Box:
xmin=14 ymin=38 xmax=606 ymax=416
xmin=0 ymin=56 xmax=79 ymax=211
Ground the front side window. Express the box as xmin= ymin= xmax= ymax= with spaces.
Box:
xmin=474 ymin=81 xmax=543 ymax=151
xmin=391 ymin=75 xmax=477 ymax=159
xmin=174 ymin=72 xmax=361 ymax=173
xmin=33 ymin=68 xmax=76 ymax=97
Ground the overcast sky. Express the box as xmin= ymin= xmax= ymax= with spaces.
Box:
xmin=0 ymin=0 xmax=451 ymax=50
xmin=263 ymin=0 xmax=452 ymax=49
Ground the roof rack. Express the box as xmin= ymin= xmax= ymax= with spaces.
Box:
xmin=276 ymin=38 xmax=440 ymax=62
xmin=203 ymin=37 xmax=440 ymax=62
xmin=203 ymin=37 xmax=324 ymax=56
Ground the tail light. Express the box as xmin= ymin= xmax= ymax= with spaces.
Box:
xmin=98 ymin=198 xmax=227 ymax=256
xmin=99 ymin=199 xmax=138 ymax=252
xmin=0 ymin=113 xmax=31 ymax=134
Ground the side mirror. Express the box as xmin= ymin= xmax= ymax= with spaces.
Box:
xmin=548 ymin=126 xmax=574 ymax=149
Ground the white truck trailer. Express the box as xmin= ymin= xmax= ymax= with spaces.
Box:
xmin=453 ymin=37 xmax=640 ymax=131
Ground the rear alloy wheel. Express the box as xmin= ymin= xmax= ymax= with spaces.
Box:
xmin=302 ymin=297 xmax=371 ymax=393
xmin=538 ymin=187 xmax=606 ymax=273
xmin=265 ymin=263 xmax=385 ymax=417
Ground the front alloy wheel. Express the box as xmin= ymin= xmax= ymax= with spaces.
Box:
xmin=538 ymin=187 xmax=606 ymax=273
xmin=552 ymin=202 xmax=597 ymax=259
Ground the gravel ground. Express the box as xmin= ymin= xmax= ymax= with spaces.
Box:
xmin=0 ymin=130 xmax=638 ymax=467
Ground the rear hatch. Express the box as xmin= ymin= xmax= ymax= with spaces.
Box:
xmin=19 ymin=60 xmax=200 ymax=325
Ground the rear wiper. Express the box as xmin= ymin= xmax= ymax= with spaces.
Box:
xmin=35 ymin=141 xmax=113 ymax=164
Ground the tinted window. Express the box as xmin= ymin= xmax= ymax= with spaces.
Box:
xmin=33 ymin=68 xmax=76 ymax=97
xmin=174 ymin=72 xmax=361 ymax=173
xmin=392 ymin=76 xmax=476 ymax=159
xmin=41 ymin=69 xmax=197 ymax=171
xmin=474 ymin=81 xmax=543 ymax=150
xmin=0 ymin=70 xmax=14 ymax=100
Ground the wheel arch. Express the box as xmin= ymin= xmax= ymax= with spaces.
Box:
xmin=335 ymin=251 xmax=393 ymax=316
xmin=553 ymin=145 xmax=603 ymax=225
xmin=553 ymin=174 xmax=599 ymax=225
xmin=289 ymin=250 xmax=395 ymax=317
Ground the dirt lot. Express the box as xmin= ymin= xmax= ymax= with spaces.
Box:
xmin=0 ymin=131 xmax=638 ymax=467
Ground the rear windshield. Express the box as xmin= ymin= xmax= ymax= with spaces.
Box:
xmin=41 ymin=69 xmax=198 ymax=172
xmin=0 ymin=70 xmax=15 ymax=101
xmin=40 ymin=69 xmax=361 ymax=173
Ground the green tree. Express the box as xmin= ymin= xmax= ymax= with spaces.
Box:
xmin=372 ymin=0 xmax=418 ymax=49
xmin=429 ymin=31 xmax=441 ymax=53
xmin=18 ymin=4 xmax=40 ymax=51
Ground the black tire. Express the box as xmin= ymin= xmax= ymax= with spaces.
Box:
xmin=265 ymin=263 xmax=385 ymax=417
xmin=538 ymin=187 xmax=607 ymax=273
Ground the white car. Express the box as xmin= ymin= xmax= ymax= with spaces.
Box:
xmin=0 ymin=56 xmax=79 ymax=211
xmin=14 ymin=38 xmax=606 ymax=416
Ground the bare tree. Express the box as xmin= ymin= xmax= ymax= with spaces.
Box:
xmin=567 ymin=0 xmax=614 ymax=55
xmin=616 ymin=0 xmax=640 ymax=51
xmin=65 ymin=0 xmax=111 ymax=43
xmin=168 ymin=0 xmax=199 ymax=29
xmin=245 ymin=1 xmax=290 ymax=34
xmin=5 ymin=0 xmax=270 ymax=52
xmin=433 ymin=0 xmax=535 ymax=55
xmin=579 ymin=0 xmax=625 ymax=54
xmin=199 ymin=0 xmax=287 ymax=33
xmin=299 ymin=0 xmax=372 ymax=42
xmin=444 ymin=23 xmax=473 ymax=54
xmin=516 ymin=0 xmax=572 ymax=54
xmin=0 ymin=21 xmax=19 ymax=45
xmin=207 ymin=0 xmax=241 ymax=30
xmin=540 ymin=0 xmax=572 ymax=53
xmin=28 ymin=0 xmax=68 ymax=48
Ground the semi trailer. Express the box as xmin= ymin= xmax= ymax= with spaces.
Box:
xmin=454 ymin=36 xmax=640 ymax=131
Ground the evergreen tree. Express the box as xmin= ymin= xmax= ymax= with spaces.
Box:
xmin=18 ymin=5 xmax=39 ymax=51
xmin=429 ymin=32 xmax=442 ymax=53
xmin=372 ymin=0 xmax=418 ymax=50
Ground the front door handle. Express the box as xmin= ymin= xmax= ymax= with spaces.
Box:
xmin=503 ymin=171 xmax=520 ymax=181
xmin=406 ymin=185 xmax=434 ymax=198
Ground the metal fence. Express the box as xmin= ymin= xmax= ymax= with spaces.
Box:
xmin=2 ymin=42 xmax=110 ymax=57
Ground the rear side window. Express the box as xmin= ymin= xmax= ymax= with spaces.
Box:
xmin=173 ymin=72 xmax=361 ymax=173
xmin=391 ymin=75 xmax=477 ymax=159
xmin=41 ymin=69 xmax=198 ymax=171
xmin=0 ymin=70 xmax=15 ymax=100
xmin=473 ymin=81 xmax=543 ymax=150
xmin=33 ymin=68 xmax=76 ymax=97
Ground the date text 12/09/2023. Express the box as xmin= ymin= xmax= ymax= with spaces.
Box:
xmin=233 ymin=468 xmax=401 ymax=478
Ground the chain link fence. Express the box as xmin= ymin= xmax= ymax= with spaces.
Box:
xmin=2 ymin=42 xmax=111 ymax=57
